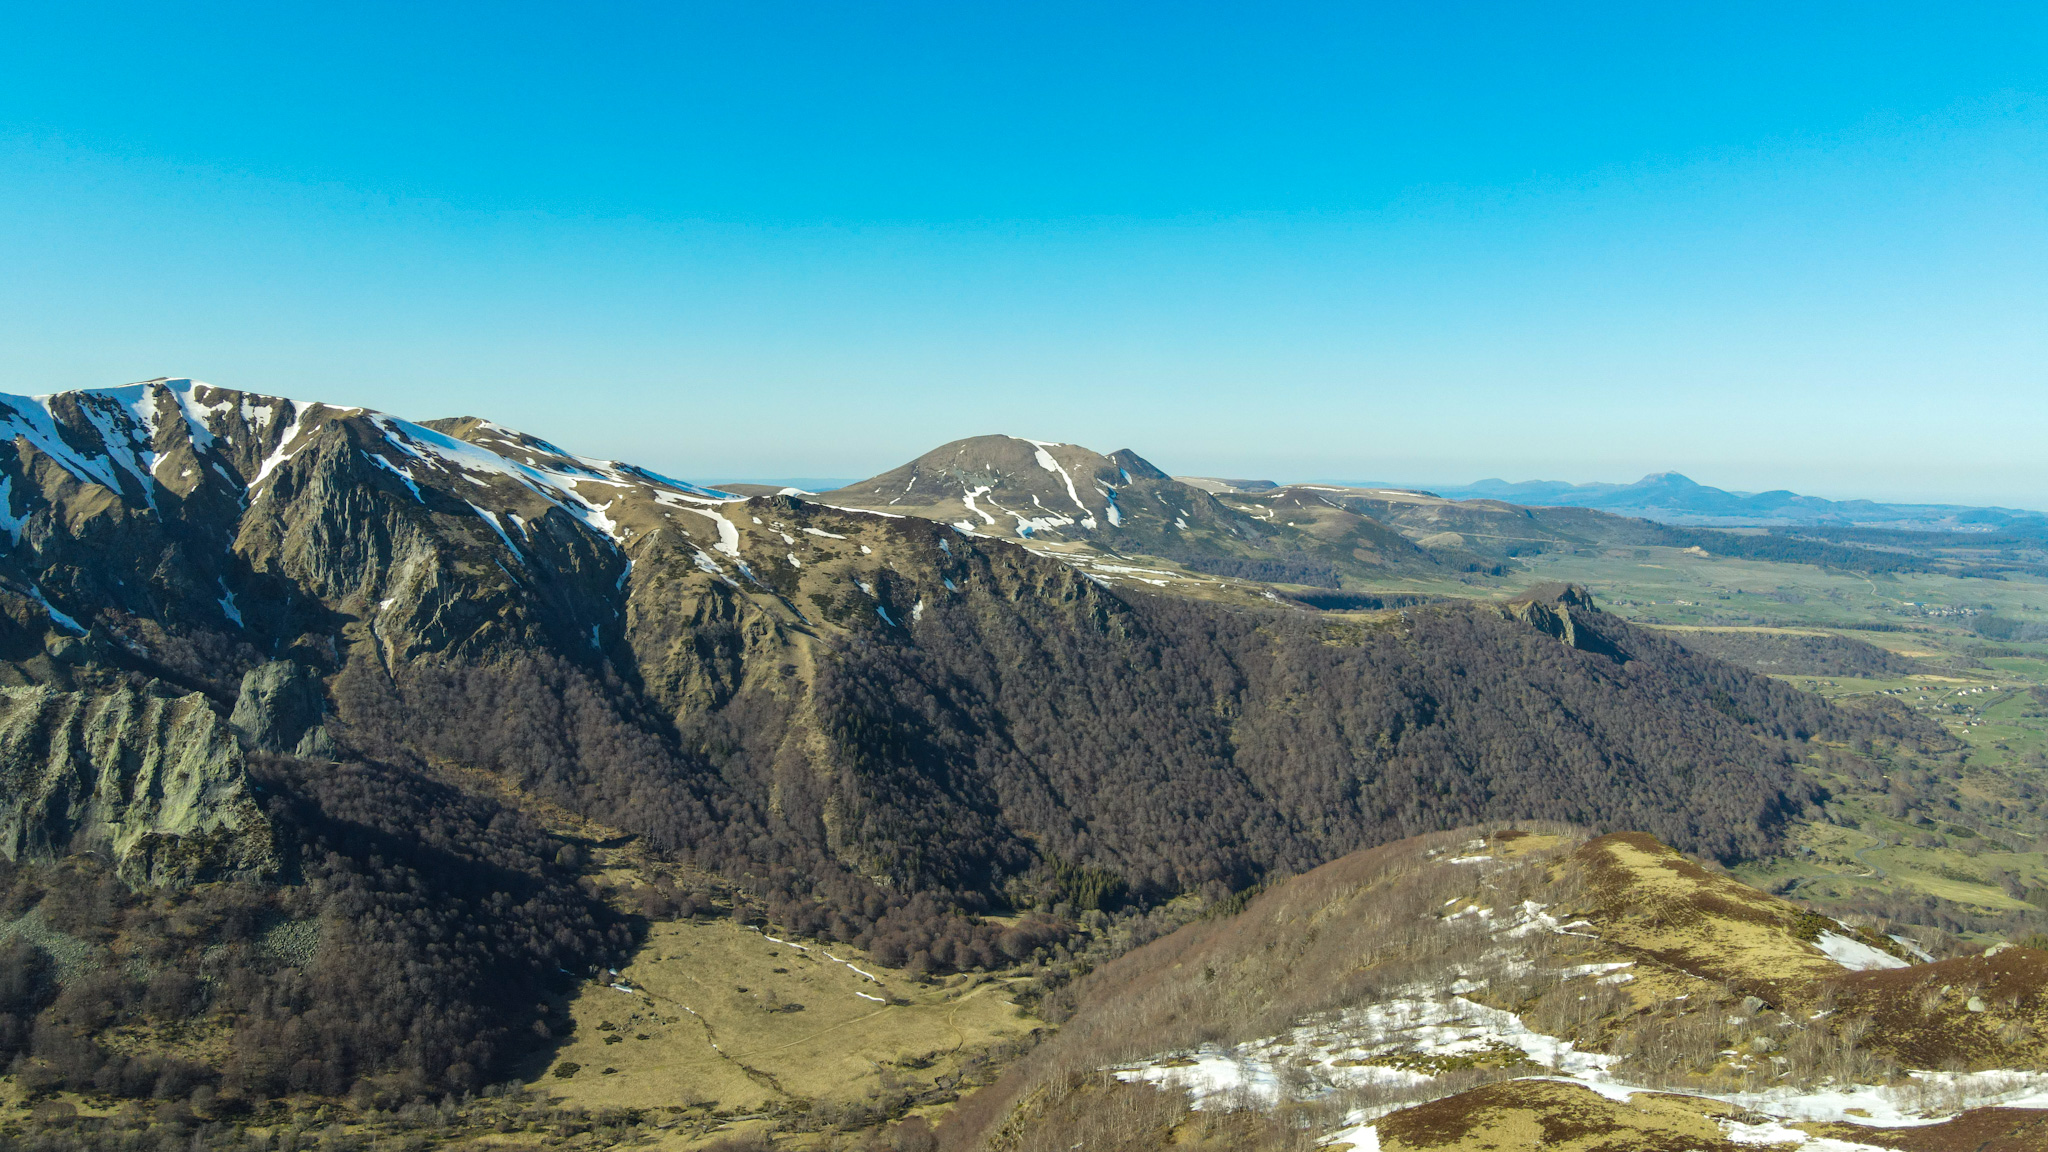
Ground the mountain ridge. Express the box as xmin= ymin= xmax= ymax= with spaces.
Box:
xmin=0 ymin=379 xmax=1913 ymax=905
xmin=0 ymin=376 xmax=1943 ymax=1112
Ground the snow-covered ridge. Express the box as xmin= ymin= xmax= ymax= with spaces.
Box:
xmin=360 ymin=412 xmax=735 ymax=545
xmin=0 ymin=378 xmax=741 ymax=551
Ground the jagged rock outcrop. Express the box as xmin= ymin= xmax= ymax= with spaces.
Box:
xmin=230 ymin=661 xmax=334 ymax=757
xmin=1506 ymin=583 xmax=1628 ymax=662
xmin=0 ymin=682 xmax=276 ymax=884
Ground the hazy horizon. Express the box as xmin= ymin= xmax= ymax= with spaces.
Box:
xmin=695 ymin=465 xmax=2047 ymax=513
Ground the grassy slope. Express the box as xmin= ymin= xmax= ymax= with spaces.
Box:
xmin=535 ymin=919 xmax=1034 ymax=1120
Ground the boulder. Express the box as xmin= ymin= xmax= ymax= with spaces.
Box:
xmin=230 ymin=661 xmax=330 ymax=756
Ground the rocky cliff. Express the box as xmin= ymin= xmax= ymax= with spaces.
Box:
xmin=0 ymin=680 xmax=274 ymax=884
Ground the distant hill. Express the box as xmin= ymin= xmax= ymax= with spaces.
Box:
xmin=816 ymin=434 xmax=1218 ymax=544
xmin=1425 ymin=471 xmax=2046 ymax=530
xmin=1195 ymin=482 xmax=2048 ymax=580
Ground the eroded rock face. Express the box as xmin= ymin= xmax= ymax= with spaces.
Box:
xmin=0 ymin=682 xmax=276 ymax=885
xmin=1505 ymin=583 xmax=1627 ymax=662
xmin=230 ymin=661 xmax=333 ymax=758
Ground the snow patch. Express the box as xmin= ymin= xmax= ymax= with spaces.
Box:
xmin=250 ymin=408 xmax=311 ymax=486
xmin=365 ymin=452 xmax=425 ymax=502
xmin=0 ymin=477 xmax=26 ymax=544
xmin=466 ymin=502 xmax=524 ymax=561
xmin=823 ymin=952 xmax=882 ymax=983
xmin=1010 ymin=510 xmax=1076 ymax=537
xmin=1322 ymin=1123 xmax=1381 ymax=1151
xmin=1021 ymin=438 xmax=1089 ymax=513
xmin=1813 ymin=931 xmax=1908 ymax=971
xmin=1118 ymin=983 xmax=1615 ymax=1111
xmin=819 ymin=504 xmax=905 ymax=519
xmin=960 ymin=485 xmax=998 ymax=526
xmin=27 ymin=585 xmax=83 ymax=634
xmin=680 ymin=506 xmax=743 ymax=558
xmin=692 ymin=549 xmax=738 ymax=586
xmin=1890 ymin=935 xmax=1936 ymax=963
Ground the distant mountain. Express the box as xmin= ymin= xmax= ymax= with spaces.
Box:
xmin=1177 ymin=475 xmax=1278 ymax=494
xmin=1428 ymin=471 xmax=2046 ymax=529
xmin=817 ymin=434 xmax=1197 ymax=542
xmin=817 ymin=434 xmax=1493 ymax=583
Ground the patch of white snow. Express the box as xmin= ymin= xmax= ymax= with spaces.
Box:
xmin=27 ymin=585 xmax=83 ymax=634
xmin=1020 ymin=439 xmax=1091 ymax=513
xmin=1813 ymin=931 xmax=1909 ymax=971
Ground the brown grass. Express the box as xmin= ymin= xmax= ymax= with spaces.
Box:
xmin=1823 ymin=947 xmax=2048 ymax=1069
xmin=1372 ymin=1080 xmax=2048 ymax=1152
xmin=1375 ymin=1079 xmax=1751 ymax=1152
xmin=1567 ymin=831 xmax=1899 ymax=1006
xmin=1804 ymin=1107 xmax=2048 ymax=1152
xmin=940 ymin=825 xmax=1601 ymax=1150
xmin=533 ymin=917 xmax=1038 ymax=1121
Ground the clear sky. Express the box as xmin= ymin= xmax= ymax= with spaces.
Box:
xmin=3 ymin=3 xmax=2044 ymax=506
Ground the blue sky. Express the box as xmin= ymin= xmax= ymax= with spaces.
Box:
xmin=2 ymin=3 xmax=2044 ymax=505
